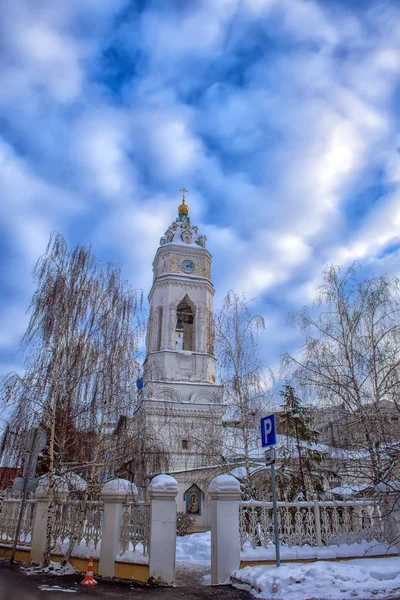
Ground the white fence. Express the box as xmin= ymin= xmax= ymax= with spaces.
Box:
xmin=207 ymin=474 xmax=400 ymax=586
xmin=0 ymin=474 xmax=178 ymax=585
xmin=2 ymin=473 xmax=399 ymax=588
xmin=0 ymin=496 xmax=151 ymax=558
xmin=0 ymin=498 xmax=36 ymax=547
xmin=52 ymin=500 xmax=104 ymax=553
xmin=120 ymin=501 xmax=150 ymax=554
xmin=239 ymin=499 xmax=385 ymax=550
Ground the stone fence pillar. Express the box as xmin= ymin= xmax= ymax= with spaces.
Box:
xmin=148 ymin=474 xmax=178 ymax=585
xmin=30 ymin=478 xmax=69 ymax=564
xmin=99 ymin=478 xmax=137 ymax=577
xmin=381 ymin=491 xmax=400 ymax=553
xmin=208 ymin=474 xmax=241 ymax=585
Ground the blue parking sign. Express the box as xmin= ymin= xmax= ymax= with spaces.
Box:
xmin=260 ymin=414 xmax=276 ymax=448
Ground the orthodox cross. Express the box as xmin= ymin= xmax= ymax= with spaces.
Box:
xmin=180 ymin=187 xmax=188 ymax=203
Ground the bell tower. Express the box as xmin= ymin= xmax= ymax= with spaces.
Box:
xmin=137 ymin=190 xmax=225 ymax=521
xmin=143 ymin=189 xmax=222 ymax=405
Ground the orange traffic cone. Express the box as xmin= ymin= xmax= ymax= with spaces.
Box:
xmin=80 ymin=556 xmax=98 ymax=586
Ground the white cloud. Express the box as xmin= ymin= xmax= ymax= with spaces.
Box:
xmin=1 ymin=0 xmax=400 ymax=374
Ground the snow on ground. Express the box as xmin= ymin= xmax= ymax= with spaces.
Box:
xmin=176 ymin=531 xmax=211 ymax=565
xmin=233 ymin=557 xmax=400 ymax=600
xmin=117 ymin=542 xmax=149 ymax=565
xmin=38 ymin=585 xmax=77 ymax=593
xmin=241 ymin=538 xmax=393 ymax=561
xmin=175 ymin=531 xmax=393 ymax=565
xmin=21 ymin=560 xmax=77 ymax=576
xmin=54 ymin=541 xmax=100 ymax=560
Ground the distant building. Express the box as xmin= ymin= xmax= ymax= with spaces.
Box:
xmin=0 ymin=467 xmax=21 ymax=490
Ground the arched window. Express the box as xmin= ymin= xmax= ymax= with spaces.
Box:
xmin=176 ymin=296 xmax=194 ymax=351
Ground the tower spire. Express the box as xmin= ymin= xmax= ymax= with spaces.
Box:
xmin=178 ymin=187 xmax=189 ymax=216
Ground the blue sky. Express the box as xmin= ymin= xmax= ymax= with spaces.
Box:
xmin=1 ymin=0 xmax=400 ymax=376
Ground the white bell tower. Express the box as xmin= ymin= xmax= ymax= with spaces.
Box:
xmin=143 ymin=189 xmax=222 ymax=405
xmin=138 ymin=190 xmax=225 ymax=529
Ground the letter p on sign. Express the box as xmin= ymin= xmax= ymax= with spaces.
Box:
xmin=260 ymin=414 xmax=276 ymax=448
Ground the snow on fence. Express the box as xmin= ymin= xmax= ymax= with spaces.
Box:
xmin=120 ymin=500 xmax=150 ymax=555
xmin=0 ymin=497 xmax=36 ymax=546
xmin=239 ymin=499 xmax=386 ymax=550
xmin=52 ymin=500 xmax=103 ymax=553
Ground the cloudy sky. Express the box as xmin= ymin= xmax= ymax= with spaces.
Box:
xmin=1 ymin=0 xmax=400 ymax=375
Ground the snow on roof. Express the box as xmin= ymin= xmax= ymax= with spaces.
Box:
xmin=160 ymin=216 xmax=206 ymax=249
xmin=373 ymin=480 xmax=400 ymax=493
xmin=329 ymin=483 xmax=368 ymax=497
xmin=36 ymin=474 xmax=68 ymax=494
xmin=223 ymin=430 xmax=369 ymax=462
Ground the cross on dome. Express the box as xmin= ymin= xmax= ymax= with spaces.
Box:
xmin=178 ymin=187 xmax=189 ymax=216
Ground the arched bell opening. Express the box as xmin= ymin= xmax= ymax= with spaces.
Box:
xmin=176 ymin=296 xmax=195 ymax=351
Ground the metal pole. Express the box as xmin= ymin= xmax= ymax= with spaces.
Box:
xmin=271 ymin=462 xmax=281 ymax=567
xmin=10 ymin=428 xmax=37 ymax=565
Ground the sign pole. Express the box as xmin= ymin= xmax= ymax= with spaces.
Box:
xmin=261 ymin=414 xmax=280 ymax=568
xmin=270 ymin=461 xmax=281 ymax=567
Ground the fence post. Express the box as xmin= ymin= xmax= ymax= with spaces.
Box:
xmin=30 ymin=486 xmax=50 ymax=564
xmin=208 ymin=474 xmax=241 ymax=585
xmin=148 ymin=474 xmax=178 ymax=585
xmin=381 ymin=491 xmax=400 ymax=553
xmin=30 ymin=479 xmax=68 ymax=564
xmin=313 ymin=496 xmax=322 ymax=547
xmin=99 ymin=478 xmax=137 ymax=577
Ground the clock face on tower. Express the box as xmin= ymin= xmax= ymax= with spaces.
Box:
xmin=181 ymin=259 xmax=195 ymax=273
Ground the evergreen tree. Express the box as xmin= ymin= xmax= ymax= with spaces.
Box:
xmin=279 ymin=384 xmax=328 ymax=500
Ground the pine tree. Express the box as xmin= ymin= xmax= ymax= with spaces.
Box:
xmin=279 ymin=384 xmax=328 ymax=500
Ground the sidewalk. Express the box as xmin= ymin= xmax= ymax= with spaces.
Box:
xmin=0 ymin=560 xmax=251 ymax=599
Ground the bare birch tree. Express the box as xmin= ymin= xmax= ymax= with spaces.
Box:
xmin=0 ymin=232 xmax=144 ymax=563
xmin=283 ymin=263 xmax=400 ymax=487
xmin=215 ymin=291 xmax=274 ymax=497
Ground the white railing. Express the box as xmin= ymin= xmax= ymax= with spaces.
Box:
xmin=0 ymin=498 xmax=36 ymax=547
xmin=239 ymin=499 xmax=386 ymax=550
xmin=52 ymin=500 xmax=103 ymax=552
xmin=120 ymin=501 xmax=150 ymax=555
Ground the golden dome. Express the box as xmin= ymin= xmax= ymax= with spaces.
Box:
xmin=178 ymin=200 xmax=189 ymax=215
xmin=178 ymin=188 xmax=189 ymax=215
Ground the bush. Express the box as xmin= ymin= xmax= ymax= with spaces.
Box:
xmin=176 ymin=511 xmax=195 ymax=536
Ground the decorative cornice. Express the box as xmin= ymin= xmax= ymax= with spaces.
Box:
xmin=153 ymin=244 xmax=212 ymax=266
xmin=143 ymin=405 xmax=226 ymax=418
xmin=148 ymin=276 xmax=215 ymax=301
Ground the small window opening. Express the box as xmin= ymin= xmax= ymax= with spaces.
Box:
xmin=182 ymin=439 xmax=188 ymax=450
xmin=157 ymin=307 xmax=163 ymax=350
xmin=176 ymin=297 xmax=194 ymax=351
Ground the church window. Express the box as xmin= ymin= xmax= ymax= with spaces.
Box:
xmin=182 ymin=439 xmax=188 ymax=450
xmin=176 ymin=297 xmax=194 ymax=351
xmin=157 ymin=307 xmax=163 ymax=350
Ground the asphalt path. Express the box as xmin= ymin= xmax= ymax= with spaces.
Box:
xmin=0 ymin=561 xmax=252 ymax=600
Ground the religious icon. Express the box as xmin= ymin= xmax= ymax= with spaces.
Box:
xmin=185 ymin=485 xmax=201 ymax=515
xmin=188 ymin=493 xmax=199 ymax=514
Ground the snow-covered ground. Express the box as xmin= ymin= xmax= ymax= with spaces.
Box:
xmin=176 ymin=531 xmax=211 ymax=565
xmin=233 ymin=557 xmax=400 ymax=600
xmin=175 ymin=531 xmax=393 ymax=564
xmin=241 ymin=538 xmax=392 ymax=561
xmin=21 ymin=560 xmax=77 ymax=576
